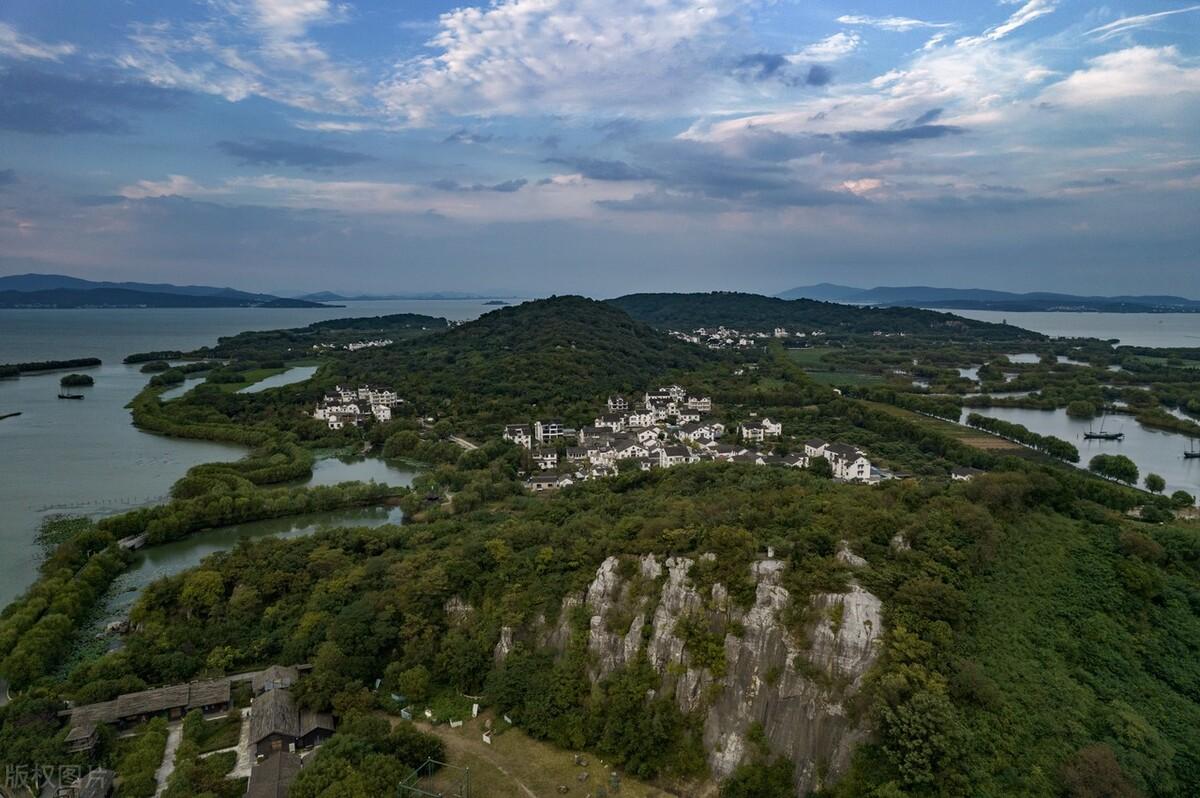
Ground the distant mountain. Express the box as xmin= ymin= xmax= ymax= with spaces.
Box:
xmin=294 ymin=290 xmax=513 ymax=301
xmin=0 ymin=273 xmax=284 ymax=303
xmin=0 ymin=275 xmax=333 ymax=309
xmin=778 ymin=284 xmax=1200 ymax=312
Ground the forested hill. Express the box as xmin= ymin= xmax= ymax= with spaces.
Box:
xmin=607 ymin=291 xmax=1043 ymax=341
xmin=339 ymin=296 xmax=719 ymax=433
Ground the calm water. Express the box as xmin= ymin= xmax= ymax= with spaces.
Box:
xmin=963 ymin=405 xmax=1200 ymax=499
xmin=0 ymin=300 xmax=492 ymax=610
xmin=952 ymin=311 xmax=1200 ymax=348
xmin=0 ymin=299 xmax=504 ymax=364
xmin=238 ymin=365 xmax=319 ymax=393
xmin=97 ymin=505 xmax=408 ymax=627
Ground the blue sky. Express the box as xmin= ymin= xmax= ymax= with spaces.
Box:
xmin=1 ymin=0 xmax=1198 ymax=296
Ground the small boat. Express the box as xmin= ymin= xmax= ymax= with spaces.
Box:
xmin=57 ymin=392 xmax=85 ymax=400
xmin=1084 ymin=415 xmax=1124 ymax=441
xmin=1186 ymin=441 xmax=1200 ymax=459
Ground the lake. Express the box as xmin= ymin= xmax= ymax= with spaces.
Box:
xmin=950 ymin=310 xmax=1200 ymax=348
xmin=962 ymin=405 xmax=1200 ymax=499
xmin=0 ymin=300 xmax=495 ymax=609
xmin=96 ymin=505 xmax=409 ymax=629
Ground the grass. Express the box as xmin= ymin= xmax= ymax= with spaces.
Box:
xmin=806 ymin=370 xmax=885 ymax=387
xmin=192 ymin=714 xmax=243 ymax=754
xmin=410 ymin=715 xmax=705 ymax=798
xmin=209 ymin=367 xmax=288 ymax=393
xmin=786 ymin=346 xmax=837 ymax=367
xmin=860 ymin=400 xmax=1024 ymax=453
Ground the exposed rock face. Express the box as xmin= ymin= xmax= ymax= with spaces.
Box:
xmin=536 ymin=551 xmax=883 ymax=794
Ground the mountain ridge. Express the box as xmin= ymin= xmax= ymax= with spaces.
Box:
xmin=778 ymin=283 xmax=1200 ymax=311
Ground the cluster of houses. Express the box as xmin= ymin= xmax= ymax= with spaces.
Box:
xmin=669 ymin=326 xmax=826 ymax=350
xmin=502 ymin=384 xmax=888 ymax=491
xmin=312 ymin=384 xmax=402 ymax=429
xmin=58 ymin=664 xmax=335 ymax=798
xmin=310 ymin=338 xmax=394 ymax=352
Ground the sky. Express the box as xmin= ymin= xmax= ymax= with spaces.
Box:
xmin=0 ymin=0 xmax=1198 ymax=297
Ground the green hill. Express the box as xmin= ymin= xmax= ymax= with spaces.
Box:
xmin=341 ymin=296 xmax=719 ymax=435
xmin=607 ymin=291 xmax=1041 ymax=341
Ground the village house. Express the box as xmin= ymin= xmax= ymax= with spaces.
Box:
xmin=503 ymin=424 xmax=533 ymax=448
xmin=534 ymin=450 xmax=559 ymax=470
xmin=633 ymin=427 xmax=661 ymax=446
xmin=951 ymin=466 xmax=985 ymax=481
xmin=804 ymin=439 xmax=828 ymax=459
xmin=677 ymin=421 xmax=725 ymax=443
xmin=675 ymin=407 xmax=703 ymax=424
xmin=625 ymin=408 xmax=655 ymax=427
xmin=250 ymin=688 xmax=335 ymax=758
xmin=246 ymin=752 xmax=304 ymax=798
xmin=525 ymin=474 xmax=574 ymax=492
xmin=660 ymin=445 xmax=698 ymax=467
xmin=593 ymin=412 xmax=626 ymax=432
xmin=686 ymin=395 xmax=712 ymax=412
xmin=824 ymin=443 xmax=873 ymax=482
xmin=534 ymin=419 xmax=565 ymax=444
xmin=62 ymin=680 xmax=232 ymax=753
xmin=606 ymin=395 xmax=629 ymax=412
xmin=564 ymin=447 xmax=588 ymax=462
xmin=253 ymin=665 xmax=299 ymax=695
xmin=739 ymin=418 xmax=782 ymax=442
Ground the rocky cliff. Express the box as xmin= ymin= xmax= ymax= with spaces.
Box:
xmin=494 ymin=548 xmax=883 ymax=793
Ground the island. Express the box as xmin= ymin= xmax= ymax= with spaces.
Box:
xmin=1 ymin=294 xmax=1198 ymax=798
xmin=59 ymin=373 xmax=95 ymax=387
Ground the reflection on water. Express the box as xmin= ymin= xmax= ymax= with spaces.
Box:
xmin=302 ymin=455 xmax=417 ymax=487
xmin=238 ymin=365 xmax=319 ymax=393
xmin=100 ymin=506 xmax=406 ymax=624
xmin=961 ymin=405 xmax=1200 ymax=499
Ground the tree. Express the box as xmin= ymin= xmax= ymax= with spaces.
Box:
xmin=1170 ymin=490 xmax=1195 ymax=508
xmin=1089 ymin=454 xmax=1139 ymax=486
xmin=1066 ymin=400 xmax=1097 ymax=419
xmin=1144 ymin=473 xmax=1166 ymax=494
xmin=1060 ymin=744 xmax=1141 ymax=798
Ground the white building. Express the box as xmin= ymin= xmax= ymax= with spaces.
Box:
xmin=534 ymin=420 xmax=565 ymax=444
xmin=504 ymin=425 xmax=533 ymax=449
xmin=739 ymin=418 xmax=782 ymax=442
xmin=824 ymin=443 xmax=872 ymax=482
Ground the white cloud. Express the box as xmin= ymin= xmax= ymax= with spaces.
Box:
xmin=836 ymin=15 xmax=951 ymax=32
xmin=116 ymin=1 xmax=362 ymax=112
xmin=376 ymin=0 xmax=748 ymax=123
xmin=788 ymin=32 xmax=862 ymax=62
xmin=1039 ymin=45 xmax=1200 ymax=106
xmin=955 ymin=0 xmax=1056 ymax=48
xmin=1085 ymin=5 xmax=1200 ymax=42
xmin=120 ymin=174 xmax=229 ymax=199
xmin=0 ymin=21 xmax=76 ymax=61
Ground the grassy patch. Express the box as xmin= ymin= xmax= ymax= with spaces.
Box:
xmin=805 ymin=370 xmax=885 ymax=387
xmin=786 ymin=346 xmax=837 ymax=367
xmin=416 ymin=715 xmax=693 ymax=798
xmin=209 ymin=367 xmax=288 ymax=393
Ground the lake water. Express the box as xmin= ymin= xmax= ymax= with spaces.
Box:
xmin=238 ymin=365 xmax=319 ymax=393
xmin=962 ymin=405 xmax=1200 ymax=499
xmin=952 ymin=311 xmax=1200 ymax=348
xmin=0 ymin=300 xmax=492 ymax=610
xmin=97 ymin=505 xmax=408 ymax=628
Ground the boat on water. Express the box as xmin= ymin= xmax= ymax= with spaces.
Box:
xmin=1084 ymin=415 xmax=1124 ymax=441
xmin=57 ymin=392 xmax=85 ymax=400
xmin=1186 ymin=441 xmax=1200 ymax=459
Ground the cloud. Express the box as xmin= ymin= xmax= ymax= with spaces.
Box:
xmin=116 ymin=0 xmax=362 ymax=113
xmin=0 ymin=21 xmax=76 ymax=61
xmin=838 ymin=123 xmax=965 ymax=145
xmin=836 ymin=15 xmax=951 ymax=32
xmin=0 ymin=168 xmax=16 ymax=187
xmin=1039 ymin=46 xmax=1200 ymax=106
xmin=1086 ymin=6 xmax=1200 ymax=42
xmin=0 ymin=67 xmax=184 ymax=135
xmin=431 ymin=178 xmax=528 ymax=193
xmin=216 ymin=138 xmax=376 ymax=168
xmin=376 ymin=0 xmax=746 ymax=123
xmin=789 ymin=32 xmax=861 ymax=62
xmin=732 ymin=54 xmax=834 ymax=86
xmin=442 ymin=129 xmax=494 ymax=145
xmin=911 ymin=107 xmax=944 ymax=125
xmin=544 ymin=157 xmax=659 ymax=181
xmin=955 ymin=0 xmax=1056 ymax=47
xmin=120 ymin=174 xmax=228 ymax=199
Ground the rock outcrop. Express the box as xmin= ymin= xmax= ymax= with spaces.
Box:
xmin=501 ymin=551 xmax=883 ymax=794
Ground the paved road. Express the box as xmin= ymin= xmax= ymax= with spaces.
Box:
xmin=154 ymin=722 xmax=183 ymax=797
xmin=449 ymin=435 xmax=478 ymax=451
